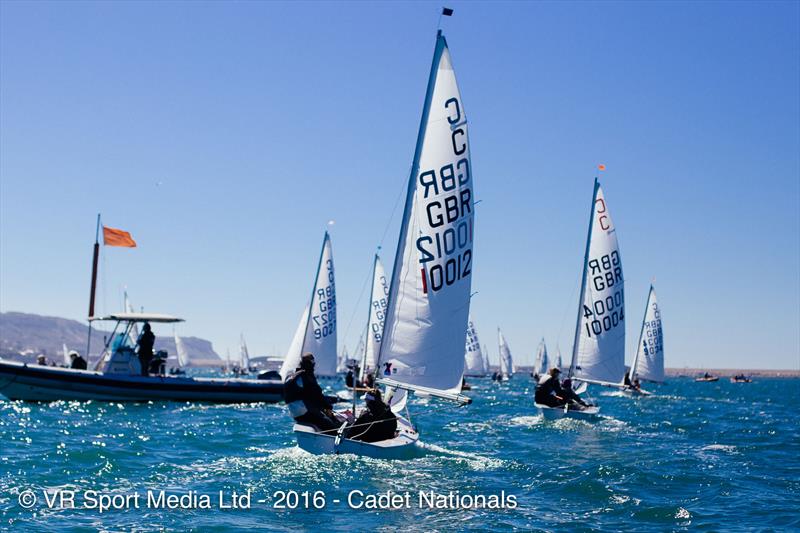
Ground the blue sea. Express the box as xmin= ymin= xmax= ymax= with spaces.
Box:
xmin=2 ymin=376 xmax=798 ymax=531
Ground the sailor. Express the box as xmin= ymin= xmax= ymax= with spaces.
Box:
xmin=36 ymin=355 xmax=47 ymax=366
xmin=346 ymin=389 xmax=397 ymax=443
xmin=624 ymin=371 xmax=633 ymax=387
xmin=283 ymin=353 xmax=340 ymax=432
xmin=345 ymin=367 xmax=356 ymax=388
xmin=534 ymin=367 xmax=566 ymax=407
xmin=137 ymin=322 xmax=155 ymax=376
xmin=561 ymin=378 xmax=590 ymax=408
xmin=69 ymin=350 xmax=88 ymax=370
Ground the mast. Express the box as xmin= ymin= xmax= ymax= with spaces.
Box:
xmin=374 ymin=30 xmax=447 ymax=377
xmin=86 ymin=214 xmax=101 ymax=361
xmin=569 ymin=178 xmax=600 ymax=378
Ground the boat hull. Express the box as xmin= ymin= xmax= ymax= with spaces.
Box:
xmin=0 ymin=360 xmax=283 ymax=403
xmin=294 ymin=416 xmax=419 ymax=460
xmin=535 ymin=402 xmax=600 ymax=421
xmin=695 ymin=377 xmax=719 ymax=382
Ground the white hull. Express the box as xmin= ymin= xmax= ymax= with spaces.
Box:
xmin=535 ymin=402 xmax=600 ymax=421
xmin=622 ymin=387 xmax=652 ymax=396
xmin=0 ymin=360 xmax=283 ymax=403
xmin=294 ymin=416 xmax=419 ymax=460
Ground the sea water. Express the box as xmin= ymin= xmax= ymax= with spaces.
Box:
xmin=1 ymin=376 xmax=798 ymax=531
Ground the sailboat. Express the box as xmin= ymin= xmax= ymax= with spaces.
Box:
xmin=293 ymin=28 xmax=474 ymax=459
xmin=483 ymin=344 xmax=491 ymax=374
xmin=538 ymin=177 xmax=624 ymax=419
xmin=62 ymin=344 xmax=71 ymax=367
xmin=497 ymin=328 xmax=514 ymax=380
xmin=279 ymin=232 xmax=338 ymax=380
xmin=239 ymin=334 xmax=251 ymax=375
xmin=624 ymin=285 xmax=664 ymax=394
xmin=464 ymin=316 xmax=487 ymax=377
xmin=533 ymin=338 xmax=549 ymax=379
xmin=358 ymin=253 xmax=389 ymax=383
xmin=555 ymin=345 xmax=563 ymax=372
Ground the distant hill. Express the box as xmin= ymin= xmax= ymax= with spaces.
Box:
xmin=0 ymin=311 xmax=221 ymax=366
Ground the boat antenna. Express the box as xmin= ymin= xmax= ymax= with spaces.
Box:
xmin=86 ymin=213 xmax=101 ymax=361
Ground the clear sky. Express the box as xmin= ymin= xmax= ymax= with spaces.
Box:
xmin=1 ymin=1 xmax=798 ymax=370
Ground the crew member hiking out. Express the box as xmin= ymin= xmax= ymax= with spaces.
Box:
xmin=284 ymin=353 xmax=340 ymax=432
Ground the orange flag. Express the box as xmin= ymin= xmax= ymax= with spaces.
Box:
xmin=598 ymin=164 xmax=606 ymax=171
xmin=103 ymin=226 xmax=137 ymax=247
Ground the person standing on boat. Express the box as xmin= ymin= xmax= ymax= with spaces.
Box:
xmin=137 ymin=322 xmax=155 ymax=376
xmin=284 ymin=353 xmax=339 ymax=432
xmin=346 ymin=389 xmax=397 ymax=442
xmin=69 ymin=350 xmax=88 ymax=370
xmin=535 ymin=368 xmax=566 ymax=407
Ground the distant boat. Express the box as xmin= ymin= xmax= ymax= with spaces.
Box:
xmin=464 ymin=316 xmax=488 ymax=377
xmin=540 ymin=178 xmax=624 ymax=420
xmin=695 ymin=373 xmax=719 ymax=382
xmin=533 ymin=338 xmax=549 ymax=379
xmin=497 ymin=328 xmax=514 ymax=381
xmin=358 ymin=253 xmax=389 ymax=383
xmin=730 ymin=375 xmax=752 ymax=383
xmin=278 ymin=232 xmax=338 ymax=380
xmin=293 ymin=28 xmax=474 ymax=459
xmin=0 ymin=313 xmax=283 ymax=402
xmin=623 ymin=284 xmax=664 ymax=395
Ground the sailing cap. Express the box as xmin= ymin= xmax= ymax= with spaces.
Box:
xmin=68 ymin=350 xmax=79 ymax=358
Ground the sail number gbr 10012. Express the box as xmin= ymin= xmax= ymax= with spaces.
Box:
xmin=415 ymin=96 xmax=473 ymax=295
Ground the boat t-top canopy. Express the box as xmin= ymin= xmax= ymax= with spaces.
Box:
xmin=89 ymin=312 xmax=184 ymax=323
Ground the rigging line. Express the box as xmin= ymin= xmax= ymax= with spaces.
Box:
xmin=340 ymin=165 xmax=411 ymax=347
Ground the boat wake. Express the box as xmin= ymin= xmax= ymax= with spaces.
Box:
xmin=415 ymin=441 xmax=504 ymax=471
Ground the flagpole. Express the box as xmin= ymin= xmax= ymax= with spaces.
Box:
xmin=86 ymin=213 xmax=101 ymax=362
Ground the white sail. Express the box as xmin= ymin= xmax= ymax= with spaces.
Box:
xmin=497 ymin=328 xmax=513 ymax=378
xmin=570 ymin=180 xmax=626 ymax=384
xmin=631 ymin=285 xmax=664 ymax=383
xmin=280 ymin=305 xmax=311 ymax=379
xmin=239 ymin=334 xmax=250 ymax=369
xmin=62 ymin=344 xmax=71 ymax=366
xmin=362 ymin=254 xmax=389 ymax=378
xmin=535 ymin=338 xmax=549 ymax=376
xmin=464 ymin=316 xmax=486 ymax=376
xmin=174 ymin=331 xmax=189 ymax=368
xmin=124 ymin=290 xmax=139 ymax=345
xmin=337 ymin=345 xmax=349 ymax=374
xmin=556 ymin=346 xmax=563 ymax=370
xmin=377 ymin=31 xmax=473 ymax=395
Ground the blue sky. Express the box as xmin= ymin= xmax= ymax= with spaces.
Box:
xmin=1 ymin=1 xmax=798 ymax=370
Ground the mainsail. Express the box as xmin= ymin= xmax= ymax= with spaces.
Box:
xmin=239 ymin=334 xmax=250 ymax=370
xmin=376 ymin=30 xmax=474 ymax=396
xmin=630 ymin=285 xmax=664 ymax=383
xmin=569 ymin=179 xmax=626 ymax=384
xmin=280 ymin=232 xmax=337 ymax=379
xmin=361 ymin=254 xmax=389 ymax=379
xmin=464 ymin=316 xmax=486 ymax=376
xmin=534 ymin=338 xmax=549 ymax=376
xmin=174 ymin=331 xmax=189 ymax=368
xmin=280 ymin=305 xmax=310 ymax=379
xmin=498 ymin=328 xmax=513 ymax=378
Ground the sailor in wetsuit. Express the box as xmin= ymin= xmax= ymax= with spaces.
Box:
xmin=561 ymin=378 xmax=591 ymax=408
xmin=283 ymin=353 xmax=340 ymax=433
xmin=535 ymin=368 xmax=566 ymax=407
xmin=346 ymin=389 xmax=397 ymax=443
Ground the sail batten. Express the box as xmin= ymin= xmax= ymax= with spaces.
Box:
xmin=570 ymin=179 xmax=626 ymax=383
xmin=376 ymin=31 xmax=473 ymax=395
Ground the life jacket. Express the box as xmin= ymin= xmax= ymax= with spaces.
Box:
xmin=283 ymin=370 xmax=308 ymax=418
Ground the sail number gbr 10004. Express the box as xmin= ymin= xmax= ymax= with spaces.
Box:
xmin=583 ymin=289 xmax=624 ymax=337
xmin=415 ymin=96 xmax=473 ymax=295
